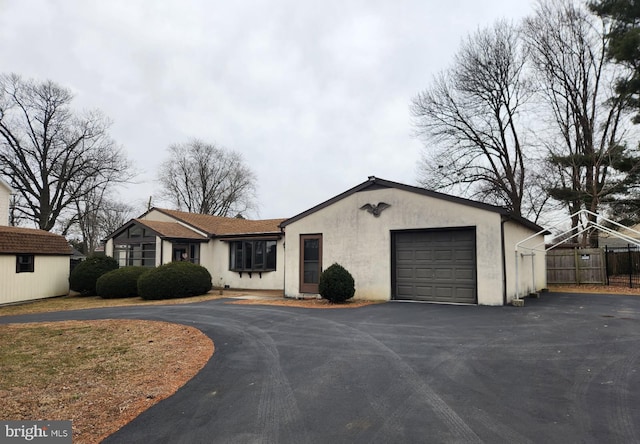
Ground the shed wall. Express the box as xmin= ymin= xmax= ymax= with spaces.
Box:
xmin=502 ymin=221 xmax=547 ymax=303
xmin=0 ymin=255 xmax=69 ymax=304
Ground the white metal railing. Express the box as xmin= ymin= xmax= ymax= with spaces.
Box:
xmin=514 ymin=210 xmax=640 ymax=301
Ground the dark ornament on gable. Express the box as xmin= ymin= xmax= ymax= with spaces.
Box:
xmin=359 ymin=202 xmax=391 ymax=217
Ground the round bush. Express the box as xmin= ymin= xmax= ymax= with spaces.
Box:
xmin=69 ymin=255 xmax=119 ymax=296
xmin=137 ymin=261 xmax=212 ymax=300
xmin=318 ymin=263 xmax=355 ymax=303
xmin=96 ymin=266 xmax=149 ymax=299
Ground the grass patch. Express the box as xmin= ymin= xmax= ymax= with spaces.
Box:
xmin=0 ymin=319 xmax=213 ymax=444
xmin=0 ymin=291 xmax=231 ymax=317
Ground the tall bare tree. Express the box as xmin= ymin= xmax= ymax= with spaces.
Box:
xmin=158 ymin=139 xmax=257 ymax=217
xmin=411 ymin=21 xmax=540 ymax=219
xmin=71 ymin=189 xmax=135 ymax=254
xmin=524 ymin=0 xmax=639 ymax=245
xmin=0 ymin=73 xmax=131 ymax=231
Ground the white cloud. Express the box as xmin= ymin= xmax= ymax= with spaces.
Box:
xmin=0 ymin=0 xmax=535 ymax=218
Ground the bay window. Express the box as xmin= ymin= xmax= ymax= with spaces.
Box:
xmin=229 ymin=240 xmax=277 ymax=271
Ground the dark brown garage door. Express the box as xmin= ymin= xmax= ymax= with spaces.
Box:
xmin=393 ymin=228 xmax=477 ymax=303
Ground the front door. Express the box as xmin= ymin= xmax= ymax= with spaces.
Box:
xmin=173 ymin=247 xmax=188 ymax=262
xmin=300 ymin=234 xmax=322 ymax=293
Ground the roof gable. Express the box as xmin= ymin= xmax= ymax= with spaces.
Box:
xmin=135 ymin=219 xmax=208 ymax=240
xmin=106 ymin=219 xmax=207 ymax=241
xmin=0 ymin=226 xmax=72 ymax=255
xmin=280 ymin=176 xmax=544 ymax=232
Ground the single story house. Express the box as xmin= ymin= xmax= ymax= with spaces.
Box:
xmin=104 ymin=208 xmax=286 ymax=290
xmin=0 ymin=225 xmax=72 ymax=305
xmin=280 ymin=177 xmax=546 ymax=305
xmin=103 ymin=177 xmax=546 ymax=305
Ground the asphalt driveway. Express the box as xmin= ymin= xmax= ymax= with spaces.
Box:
xmin=2 ymin=293 xmax=639 ymax=443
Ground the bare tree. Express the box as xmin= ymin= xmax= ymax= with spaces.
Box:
xmin=0 ymin=73 xmax=132 ymax=231
xmin=158 ymin=139 xmax=257 ymax=216
xmin=72 ymin=188 xmax=135 ymax=254
xmin=411 ymin=21 xmax=539 ymax=219
xmin=523 ymin=0 xmax=639 ymax=245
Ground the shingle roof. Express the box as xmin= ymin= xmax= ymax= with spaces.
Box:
xmin=135 ymin=219 xmax=208 ymax=240
xmin=0 ymin=226 xmax=72 ymax=255
xmin=153 ymin=208 xmax=286 ymax=236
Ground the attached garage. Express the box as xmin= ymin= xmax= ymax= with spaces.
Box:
xmin=393 ymin=228 xmax=476 ymax=304
xmin=281 ymin=176 xmax=547 ymax=306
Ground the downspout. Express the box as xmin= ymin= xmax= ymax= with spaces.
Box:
xmin=501 ymin=218 xmax=508 ymax=306
xmin=281 ymin=225 xmax=286 ymax=298
xmin=531 ymin=250 xmax=536 ymax=295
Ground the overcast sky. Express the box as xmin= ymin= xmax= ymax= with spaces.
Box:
xmin=0 ymin=0 xmax=535 ymax=219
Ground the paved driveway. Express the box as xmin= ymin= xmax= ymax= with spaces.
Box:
xmin=2 ymin=293 xmax=640 ymax=443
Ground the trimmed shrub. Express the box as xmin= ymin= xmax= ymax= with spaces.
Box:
xmin=138 ymin=261 xmax=212 ymax=300
xmin=319 ymin=263 xmax=355 ymax=303
xmin=96 ymin=266 xmax=149 ymax=299
xmin=69 ymin=255 xmax=119 ymax=296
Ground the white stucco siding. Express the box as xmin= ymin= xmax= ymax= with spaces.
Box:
xmin=0 ymin=255 xmax=69 ymax=304
xmin=0 ymin=184 xmax=10 ymax=226
xmin=503 ymin=221 xmax=547 ymax=303
xmin=196 ymin=240 xmax=216 ymax=282
xmin=142 ymin=210 xmax=176 ymax=223
xmin=160 ymin=239 xmax=173 ymax=265
xmin=283 ymin=188 xmax=506 ymax=304
xmin=204 ymin=239 xmax=284 ymax=290
xmin=105 ymin=239 xmax=114 ymax=257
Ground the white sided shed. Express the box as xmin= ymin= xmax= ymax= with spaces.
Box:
xmin=0 ymin=225 xmax=72 ymax=305
xmin=280 ymin=177 xmax=546 ymax=306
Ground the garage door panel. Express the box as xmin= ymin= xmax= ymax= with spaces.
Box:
xmin=435 ymin=250 xmax=452 ymax=260
xmin=456 ymin=269 xmax=475 ymax=280
xmin=397 ymin=251 xmax=414 ymax=261
xmin=435 ymin=267 xmax=453 ymax=279
xmin=415 ymin=268 xmax=433 ymax=279
xmin=394 ymin=228 xmax=477 ymax=304
xmin=454 ymin=287 xmax=475 ymax=299
xmin=415 ymin=250 xmax=432 ymax=261
xmin=434 ymin=286 xmax=453 ymax=298
xmin=414 ymin=285 xmax=434 ymax=298
xmin=455 ymin=248 xmax=474 ymax=260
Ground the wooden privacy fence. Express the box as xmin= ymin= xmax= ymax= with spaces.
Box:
xmin=546 ymin=248 xmax=605 ymax=285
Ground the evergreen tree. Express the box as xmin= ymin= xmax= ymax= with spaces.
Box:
xmin=590 ymin=0 xmax=640 ymax=121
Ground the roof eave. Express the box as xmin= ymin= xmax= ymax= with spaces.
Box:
xmin=0 ymin=251 xmax=72 ymax=255
xmin=501 ymin=214 xmax=550 ymax=234
xmin=280 ymin=176 xmax=518 ymax=227
xmin=214 ymin=231 xmax=284 ymax=239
